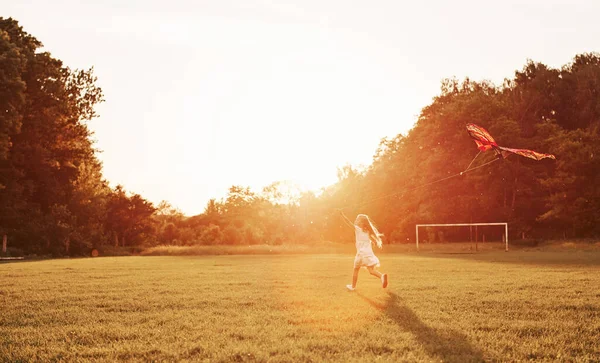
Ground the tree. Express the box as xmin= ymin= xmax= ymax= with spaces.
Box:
xmin=0 ymin=17 xmax=105 ymax=254
xmin=106 ymin=186 xmax=156 ymax=248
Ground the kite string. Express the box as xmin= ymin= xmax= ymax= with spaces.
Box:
xmin=464 ymin=150 xmax=481 ymax=171
xmin=338 ymin=154 xmax=499 ymax=211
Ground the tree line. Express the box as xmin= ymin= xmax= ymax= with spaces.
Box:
xmin=0 ymin=18 xmax=156 ymax=256
xmin=1 ymin=17 xmax=598 ymax=256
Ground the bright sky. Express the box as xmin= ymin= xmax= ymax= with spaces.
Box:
xmin=4 ymin=0 xmax=599 ymax=215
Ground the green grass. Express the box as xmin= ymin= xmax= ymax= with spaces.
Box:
xmin=139 ymin=240 xmax=600 ymax=257
xmin=1 ymin=250 xmax=599 ymax=362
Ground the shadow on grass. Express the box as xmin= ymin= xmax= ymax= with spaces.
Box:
xmin=0 ymin=258 xmax=44 ymax=265
xmin=357 ymin=292 xmax=487 ymax=363
xmin=418 ymin=249 xmax=600 ymax=267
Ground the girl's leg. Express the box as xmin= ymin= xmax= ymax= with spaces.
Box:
xmin=367 ymin=266 xmax=388 ymax=288
xmin=352 ymin=267 xmax=360 ymax=288
xmin=366 ymin=266 xmax=382 ymax=278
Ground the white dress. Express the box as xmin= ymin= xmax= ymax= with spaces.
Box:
xmin=353 ymin=226 xmax=380 ymax=268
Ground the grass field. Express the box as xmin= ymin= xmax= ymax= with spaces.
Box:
xmin=1 ymin=250 xmax=600 ymax=362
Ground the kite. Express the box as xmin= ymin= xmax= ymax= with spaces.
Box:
xmin=466 ymin=123 xmax=556 ymax=161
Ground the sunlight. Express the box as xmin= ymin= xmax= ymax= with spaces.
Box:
xmin=2 ymin=1 xmax=600 ymax=361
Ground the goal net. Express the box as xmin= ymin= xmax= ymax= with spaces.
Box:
xmin=415 ymin=223 xmax=508 ymax=252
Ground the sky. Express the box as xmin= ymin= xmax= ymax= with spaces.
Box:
xmin=3 ymin=0 xmax=599 ymax=215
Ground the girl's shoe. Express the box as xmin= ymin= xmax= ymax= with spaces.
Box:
xmin=381 ymin=274 xmax=388 ymax=288
xmin=346 ymin=284 xmax=356 ymax=291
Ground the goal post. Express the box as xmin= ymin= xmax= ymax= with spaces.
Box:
xmin=415 ymin=223 xmax=508 ymax=252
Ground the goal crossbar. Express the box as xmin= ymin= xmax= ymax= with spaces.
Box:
xmin=416 ymin=223 xmax=508 ymax=251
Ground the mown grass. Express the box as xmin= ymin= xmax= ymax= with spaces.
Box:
xmin=139 ymin=240 xmax=600 ymax=257
xmin=1 ymin=250 xmax=599 ymax=362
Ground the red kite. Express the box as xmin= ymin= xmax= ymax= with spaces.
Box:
xmin=466 ymin=123 xmax=556 ymax=161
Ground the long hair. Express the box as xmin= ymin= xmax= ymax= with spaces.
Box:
xmin=355 ymin=214 xmax=384 ymax=248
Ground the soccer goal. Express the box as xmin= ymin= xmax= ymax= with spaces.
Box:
xmin=415 ymin=223 xmax=508 ymax=252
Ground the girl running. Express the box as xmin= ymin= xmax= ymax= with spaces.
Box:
xmin=339 ymin=211 xmax=388 ymax=291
